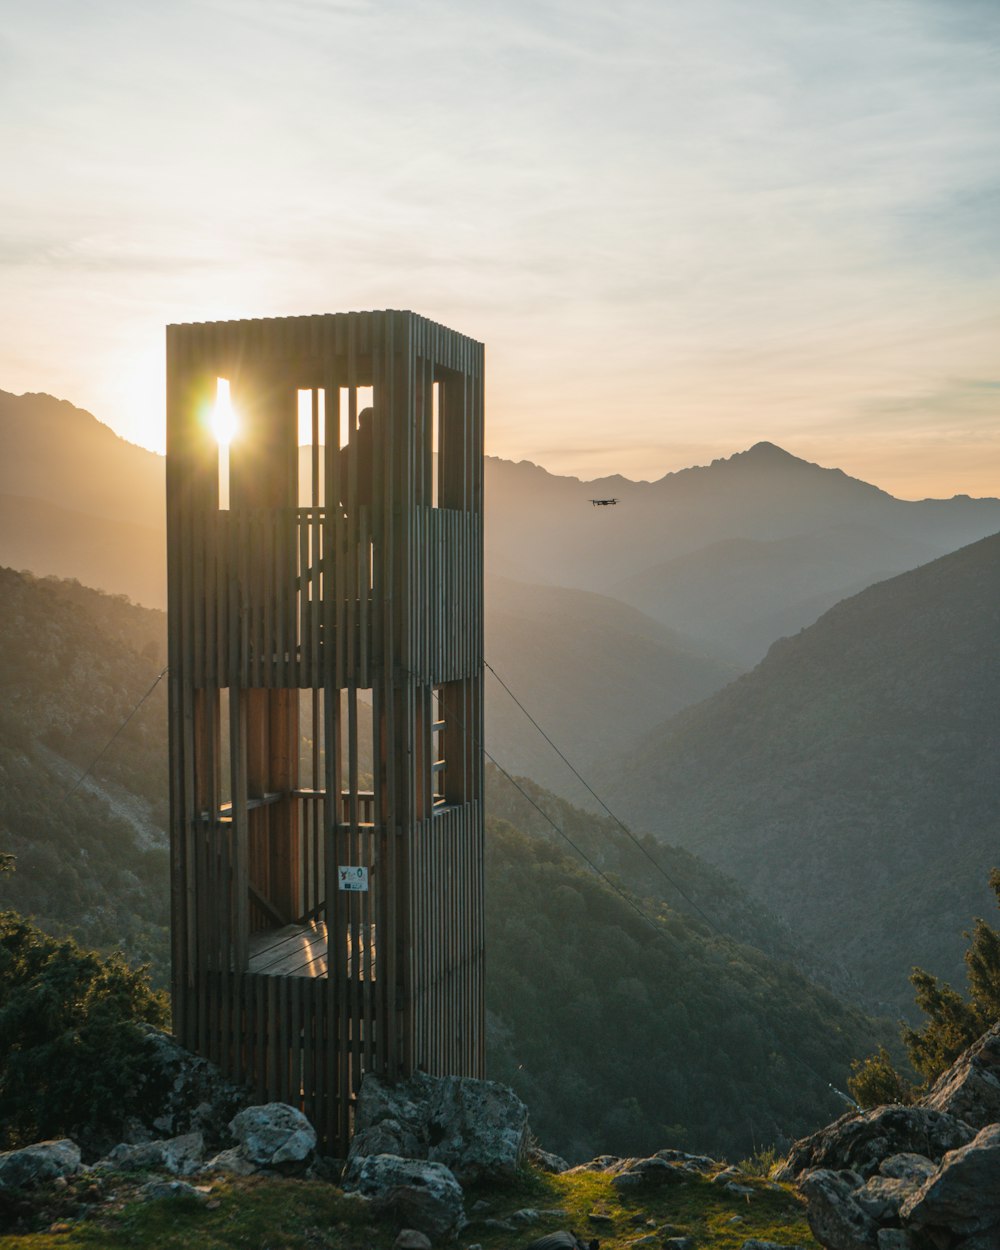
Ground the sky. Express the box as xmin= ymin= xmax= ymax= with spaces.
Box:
xmin=1 ymin=0 xmax=998 ymax=498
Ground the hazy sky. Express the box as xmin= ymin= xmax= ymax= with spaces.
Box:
xmin=2 ymin=0 xmax=998 ymax=497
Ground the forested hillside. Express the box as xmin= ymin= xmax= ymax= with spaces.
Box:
xmin=484 ymin=818 xmax=886 ymax=1161
xmin=485 ymin=577 xmax=737 ymax=794
xmin=0 ymin=568 xmax=169 ymax=972
xmin=604 ymin=533 xmax=1000 ymax=1014
xmin=0 ymin=567 xmax=891 ymax=1158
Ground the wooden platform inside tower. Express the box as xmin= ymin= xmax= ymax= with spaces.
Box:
xmin=247 ymin=921 xmax=376 ymax=980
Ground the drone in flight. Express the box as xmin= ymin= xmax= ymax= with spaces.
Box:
xmin=589 ymin=497 xmax=619 ymax=507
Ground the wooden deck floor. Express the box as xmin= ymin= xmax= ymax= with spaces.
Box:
xmin=247 ymin=922 xmax=376 ymax=979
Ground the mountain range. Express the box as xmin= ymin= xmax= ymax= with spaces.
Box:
xmin=2 ymin=384 xmax=997 ymax=1018
xmin=602 ymin=533 xmax=1000 ymax=1013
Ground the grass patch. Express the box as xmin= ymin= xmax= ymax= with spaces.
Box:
xmin=0 ymin=1163 xmax=819 ymax=1250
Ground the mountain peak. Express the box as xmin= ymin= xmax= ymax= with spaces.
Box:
xmin=744 ymin=440 xmax=795 ymax=460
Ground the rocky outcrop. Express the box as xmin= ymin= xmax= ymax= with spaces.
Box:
xmin=348 ymin=1071 xmax=528 ymax=1184
xmin=0 ymin=1141 xmax=81 ymax=1188
xmin=776 ymin=1106 xmax=974 ymax=1182
xmin=786 ymin=1029 xmax=1000 ymax=1250
xmin=98 ymin=1130 xmax=205 ymax=1176
xmin=610 ymin=1156 xmax=694 ymax=1191
xmin=339 ymin=1072 xmax=537 ymax=1240
xmin=900 ymin=1123 xmax=1000 ymax=1238
xmin=920 ymin=1022 xmax=1000 ymax=1130
xmin=345 ymin=1154 xmax=466 ymax=1240
xmin=136 ymin=1026 xmax=254 ymax=1148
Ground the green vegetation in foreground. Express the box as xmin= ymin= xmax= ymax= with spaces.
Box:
xmin=0 ymin=1163 xmax=819 ymax=1250
xmin=0 ymin=908 xmax=167 ymax=1151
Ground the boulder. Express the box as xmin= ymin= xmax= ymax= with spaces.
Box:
xmin=656 ymin=1148 xmax=716 ymax=1172
xmin=229 ymin=1103 xmax=316 ymax=1169
xmin=798 ymin=1168 xmax=879 ymax=1250
xmin=610 ymin=1156 xmax=690 ymax=1191
xmin=874 ymin=1235 xmax=917 ymax=1250
xmin=524 ymin=1234 xmax=597 ymax=1250
xmin=0 ymin=1139 xmax=81 ymax=1188
xmin=137 ymin=1026 xmax=254 ymax=1147
xmin=348 ymin=1071 xmax=528 ymax=1183
xmin=526 ymin=1144 xmax=570 ymax=1173
xmin=344 ymin=1153 xmax=465 ymax=1240
xmin=98 ymin=1140 xmax=166 ymax=1172
xmin=160 ymin=1131 xmax=205 ymax=1175
xmin=202 ymin=1146 xmax=258 ymax=1176
xmin=350 ymin=1117 xmax=423 ymax=1163
xmin=393 ymin=1231 xmax=432 ymax=1250
xmin=900 ymin=1122 xmax=1000 ymax=1237
xmin=96 ymin=1130 xmax=204 ymax=1176
xmin=776 ymin=1107 xmax=975 ymax=1181
xmin=854 ymin=1175 xmax=920 ymax=1222
xmin=878 ymin=1154 xmax=936 ymax=1184
xmin=920 ymin=1023 xmax=1000 ymax=1131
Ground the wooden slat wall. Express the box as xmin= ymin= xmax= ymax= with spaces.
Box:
xmin=167 ymin=310 xmax=485 ymax=1153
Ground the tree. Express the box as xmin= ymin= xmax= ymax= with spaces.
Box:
xmin=848 ymin=1046 xmax=914 ymax=1108
xmin=849 ymin=868 xmax=1000 ymax=1106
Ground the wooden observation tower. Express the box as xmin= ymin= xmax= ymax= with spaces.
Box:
xmin=166 ymin=311 xmax=484 ymax=1150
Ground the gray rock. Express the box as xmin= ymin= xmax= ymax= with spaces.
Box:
xmin=94 ymin=1130 xmax=204 ymax=1175
xmin=564 ymin=1154 xmax=623 ymax=1174
xmin=348 ymin=1071 xmax=528 ymax=1184
xmin=527 ymin=1144 xmax=570 ymax=1173
xmin=523 ymin=1235 xmax=596 ymax=1250
xmin=954 ymin=1228 xmax=1000 ymax=1250
xmin=139 ymin=1026 xmax=253 ymax=1148
xmin=920 ymin=1023 xmax=1000 ymax=1131
xmin=879 ymin=1153 xmax=936 ymax=1184
xmin=855 ymin=1175 xmax=921 ymax=1222
xmin=98 ymin=1140 xmax=166 ymax=1171
xmin=799 ymin=1167 xmax=880 ymax=1250
xmin=229 ymin=1103 xmax=316 ymax=1169
xmin=394 ymin=1231 xmax=432 ymax=1250
xmin=161 ymin=1131 xmax=205 ymax=1175
xmin=777 ymin=1106 xmax=976 ymax=1181
xmin=725 ymin=1181 xmax=755 ymax=1197
xmin=610 ymin=1156 xmax=690 ymax=1190
xmin=875 ymin=1232 xmax=917 ymax=1250
xmin=350 ymin=1117 xmax=422 ymax=1163
xmin=656 ymin=1148 xmax=716 ymax=1171
xmin=344 ymin=1153 xmax=466 ymax=1240
xmin=0 ymin=1139 xmax=81 ymax=1188
xmin=202 ymin=1146 xmax=258 ymax=1176
xmin=901 ymin=1122 xmax=1000 ymax=1236
xmin=509 ymin=1207 xmax=540 ymax=1224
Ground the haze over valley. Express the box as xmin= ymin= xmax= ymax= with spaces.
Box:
xmin=2 ymin=386 xmax=997 ymax=1033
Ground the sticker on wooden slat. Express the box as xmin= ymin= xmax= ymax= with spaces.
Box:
xmin=338 ymin=865 xmax=369 ymax=892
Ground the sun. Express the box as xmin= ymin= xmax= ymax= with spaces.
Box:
xmin=211 ymin=378 xmax=238 ymax=446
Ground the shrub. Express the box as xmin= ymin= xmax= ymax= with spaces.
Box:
xmin=0 ymin=910 xmax=168 ymax=1149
